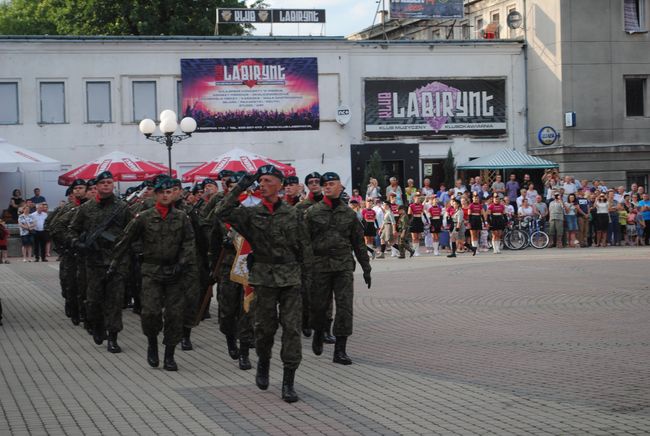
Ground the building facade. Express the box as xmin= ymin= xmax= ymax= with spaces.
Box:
xmin=0 ymin=36 xmax=524 ymax=205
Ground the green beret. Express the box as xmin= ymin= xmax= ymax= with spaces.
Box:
xmin=95 ymin=171 xmax=113 ymax=182
xmin=320 ymin=172 xmax=340 ymax=185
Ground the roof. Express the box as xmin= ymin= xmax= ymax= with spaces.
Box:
xmin=457 ymin=149 xmax=559 ymax=170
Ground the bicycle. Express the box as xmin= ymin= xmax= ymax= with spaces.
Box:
xmin=518 ymin=216 xmax=550 ymax=249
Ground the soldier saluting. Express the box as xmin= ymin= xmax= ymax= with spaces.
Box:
xmin=69 ymin=171 xmax=132 ymax=353
xmin=110 ymin=178 xmax=196 ymax=371
xmin=214 ymin=165 xmax=312 ymax=403
xmin=305 ymin=172 xmax=371 ymax=365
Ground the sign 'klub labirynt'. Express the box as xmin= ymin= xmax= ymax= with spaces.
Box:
xmin=181 ymin=58 xmax=319 ymax=132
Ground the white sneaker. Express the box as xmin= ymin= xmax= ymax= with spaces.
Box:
xmin=434 ymin=251 xmax=440 ymax=256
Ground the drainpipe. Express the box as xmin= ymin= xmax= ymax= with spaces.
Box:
xmin=523 ymin=0 xmax=530 ymax=152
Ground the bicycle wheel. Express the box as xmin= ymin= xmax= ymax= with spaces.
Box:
xmin=530 ymin=231 xmax=549 ymax=249
xmin=506 ymin=229 xmax=528 ymax=250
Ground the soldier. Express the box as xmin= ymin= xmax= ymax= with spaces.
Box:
xmin=295 ymin=172 xmax=334 ymax=343
xmin=396 ymin=205 xmax=415 ymax=258
xmin=196 ymin=178 xmax=221 ymax=320
xmin=283 ymin=176 xmax=301 ymax=206
xmin=49 ymin=179 xmax=87 ymax=322
xmin=110 ymin=179 xmax=196 ymax=370
xmin=69 ymin=171 xmax=132 ymax=353
xmin=78 ymin=178 xmax=97 ymax=334
xmin=214 ymin=165 xmax=311 ymax=403
xmin=305 ymin=172 xmax=371 ymax=365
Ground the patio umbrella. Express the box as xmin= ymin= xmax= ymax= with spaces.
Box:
xmin=181 ymin=147 xmax=296 ymax=183
xmin=0 ymin=138 xmax=61 ymax=172
xmin=58 ymin=150 xmax=176 ymax=185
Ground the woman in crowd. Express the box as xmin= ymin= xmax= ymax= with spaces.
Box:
xmin=405 ymin=179 xmax=417 ymax=204
xmin=486 ymin=194 xmax=506 ymax=254
xmin=366 ymin=178 xmax=380 ymax=200
xmin=0 ymin=218 xmax=9 ymax=264
xmin=526 ymin=183 xmax=539 ymax=205
xmin=8 ymin=189 xmax=24 ymax=223
xmin=349 ymin=199 xmax=363 ymax=221
xmin=427 ymin=197 xmax=443 ymax=256
xmin=407 ymin=193 xmax=425 ymax=256
xmin=447 ymin=199 xmax=466 ymax=258
xmin=518 ymin=198 xmax=535 ymax=221
xmin=459 ymin=197 xmax=473 ymax=254
xmin=591 ymin=192 xmax=610 ymax=247
xmin=350 ymin=189 xmax=363 ymax=204
xmin=361 ymin=199 xmax=378 ymax=258
xmin=18 ymin=206 xmax=34 ymax=262
xmin=565 ymin=194 xmax=579 ymax=248
xmin=617 ymin=202 xmax=629 ymax=246
xmin=421 ymin=178 xmax=435 ymax=197
xmin=379 ymin=200 xmax=396 ymax=258
xmin=385 ymin=177 xmax=404 ymax=206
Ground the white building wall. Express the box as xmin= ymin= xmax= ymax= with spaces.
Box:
xmin=0 ymin=37 xmax=524 ymax=204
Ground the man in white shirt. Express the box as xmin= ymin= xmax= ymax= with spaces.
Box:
xmin=30 ymin=203 xmax=49 ymax=262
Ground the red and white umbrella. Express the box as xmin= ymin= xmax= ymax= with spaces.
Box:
xmin=182 ymin=147 xmax=296 ymax=183
xmin=58 ymin=151 xmax=176 ymax=185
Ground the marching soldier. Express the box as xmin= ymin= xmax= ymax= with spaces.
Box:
xmin=304 ymin=172 xmax=371 ymax=365
xmin=283 ymin=176 xmax=301 ymax=206
xmin=396 ymin=205 xmax=415 ymax=258
xmin=69 ymin=171 xmax=132 ymax=353
xmin=111 ymin=179 xmax=196 ymax=371
xmin=214 ymin=165 xmax=312 ymax=403
xmin=49 ymin=179 xmax=87 ymax=323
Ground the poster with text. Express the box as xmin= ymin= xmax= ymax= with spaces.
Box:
xmin=181 ymin=58 xmax=319 ymax=132
xmin=364 ymin=78 xmax=506 ymax=138
xmin=390 ymin=0 xmax=464 ymax=19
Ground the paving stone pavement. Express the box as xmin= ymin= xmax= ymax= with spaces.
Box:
xmin=0 ymin=247 xmax=649 ymax=435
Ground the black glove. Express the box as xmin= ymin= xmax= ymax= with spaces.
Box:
xmin=237 ymin=173 xmax=258 ymax=191
xmin=363 ymin=270 xmax=371 ymax=289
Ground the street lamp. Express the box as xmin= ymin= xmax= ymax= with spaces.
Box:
xmin=138 ymin=110 xmax=197 ymax=176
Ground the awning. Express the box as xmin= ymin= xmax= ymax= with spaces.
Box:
xmin=457 ymin=149 xmax=559 ymax=170
xmin=0 ymin=138 xmax=61 ymax=172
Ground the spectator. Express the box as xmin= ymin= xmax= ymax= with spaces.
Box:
xmin=576 ymin=189 xmax=591 ymax=247
xmin=526 ymin=183 xmax=539 ymax=205
xmin=24 ymin=199 xmax=35 ymax=214
xmin=491 ymin=174 xmax=506 ymax=198
xmin=30 ymin=203 xmax=48 ymax=262
xmin=366 ymin=178 xmax=380 ymax=200
xmin=421 ymin=178 xmax=435 ymax=197
xmin=18 ymin=206 xmax=35 ymax=262
xmin=565 ymin=194 xmax=579 ymax=248
xmin=534 ymin=195 xmax=548 ymax=226
xmin=548 ymin=193 xmax=566 ymax=248
xmin=8 ymin=189 xmax=24 ymax=222
xmin=30 ymin=188 xmax=46 ymax=205
xmin=518 ymin=198 xmax=534 ymax=220
xmin=385 ymin=177 xmax=404 ymax=206
xmin=639 ymin=193 xmax=650 ymax=246
xmin=591 ymin=192 xmax=610 ymax=247
xmin=349 ymin=199 xmax=362 ymax=221
xmin=470 ymin=177 xmax=482 ymax=194
xmin=478 ymin=183 xmax=491 ymax=202
xmin=617 ymin=202 xmax=629 ymax=246
xmin=503 ymin=196 xmax=515 ymax=219
xmin=521 ymin=173 xmax=532 ymax=191
xmin=454 ymin=179 xmax=467 ymax=196
xmin=614 ymin=186 xmax=626 ymax=203
xmin=607 ymin=190 xmax=620 ymax=245
xmin=0 ymin=218 xmax=8 ymax=264
xmin=637 ymin=186 xmax=646 ymax=197
xmin=436 ymin=184 xmax=450 ymax=205
xmin=626 ymin=205 xmax=641 ymax=246
xmin=506 ymin=174 xmax=520 ymax=209
xmin=516 ymin=188 xmax=527 ymax=209
xmin=350 ymin=189 xmax=363 ymax=204
xmin=404 ymin=178 xmax=418 ymax=203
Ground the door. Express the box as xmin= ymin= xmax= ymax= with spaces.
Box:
xmin=421 ymin=159 xmax=444 ymax=190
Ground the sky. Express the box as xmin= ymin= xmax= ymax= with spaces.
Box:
xmin=249 ymin=0 xmax=381 ymax=37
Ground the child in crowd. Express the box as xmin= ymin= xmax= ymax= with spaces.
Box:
xmin=0 ymin=219 xmax=8 ymax=264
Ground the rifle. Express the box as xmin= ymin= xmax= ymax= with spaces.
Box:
xmin=194 ymin=247 xmax=226 ymax=326
xmin=78 ymin=187 xmax=146 ymax=251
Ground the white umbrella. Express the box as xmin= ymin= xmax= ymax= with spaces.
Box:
xmin=0 ymin=138 xmax=61 ymax=172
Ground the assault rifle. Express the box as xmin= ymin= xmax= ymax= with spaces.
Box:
xmin=77 ymin=187 xmax=146 ymax=252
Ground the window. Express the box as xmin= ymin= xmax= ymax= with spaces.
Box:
xmin=132 ymin=81 xmax=157 ymax=122
xmin=86 ymin=81 xmax=111 ymax=123
xmin=625 ymin=77 xmax=646 ymax=116
xmin=0 ymin=82 xmax=19 ymax=124
xmin=40 ymin=82 xmax=65 ymax=123
xmin=476 ymin=17 xmax=484 ymax=38
xmin=461 ymin=21 xmax=470 ymax=39
xmin=177 ymin=80 xmax=183 ymax=117
xmin=627 ymin=172 xmax=648 ymax=191
xmin=624 ymin=0 xmax=646 ymax=33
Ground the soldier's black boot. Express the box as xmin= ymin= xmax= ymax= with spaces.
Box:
xmin=147 ymin=336 xmax=159 ymax=368
xmin=281 ymin=368 xmax=299 ymax=403
xmin=70 ymin=305 xmax=80 ymax=326
xmin=312 ymin=330 xmax=324 ymax=356
xmin=238 ymin=343 xmax=252 ymax=370
xmin=255 ymin=359 xmax=270 ymax=390
xmin=93 ymin=321 xmax=106 ymax=345
xmin=302 ymin=328 xmax=312 ymax=338
xmin=64 ymin=300 xmax=71 ymax=318
xmin=226 ymin=335 xmax=240 ymax=360
xmin=107 ymin=332 xmax=122 ymax=353
xmin=180 ymin=327 xmax=193 ymax=351
xmin=324 ymin=320 xmax=336 ymax=344
xmin=163 ymin=345 xmax=178 ymax=371
xmin=333 ymin=336 xmax=352 ymax=365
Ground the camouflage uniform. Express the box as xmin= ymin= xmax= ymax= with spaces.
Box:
xmin=48 ymin=201 xmax=78 ymax=314
xmin=214 ymin=184 xmax=311 ymax=370
xmin=397 ymin=213 xmax=412 ymax=257
xmin=305 ymin=198 xmax=371 ymax=338
xmin=112 ymin=206 xmax=196 ymax=346
xmin=69 ymin=194 xmax=132 ymax=336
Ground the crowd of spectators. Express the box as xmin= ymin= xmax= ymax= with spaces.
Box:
xmin=3 ymin=187 xmax=52 ymax=262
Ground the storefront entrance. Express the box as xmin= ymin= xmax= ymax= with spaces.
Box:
xmin=350 ymin=143 xmax=419 ymax=196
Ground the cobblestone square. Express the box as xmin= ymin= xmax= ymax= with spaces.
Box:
xmin=1 ymin=248 xmax=649 ymax=435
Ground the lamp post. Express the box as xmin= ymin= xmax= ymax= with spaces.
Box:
xmin=138 ymin=110 xmax=197 ymax=176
